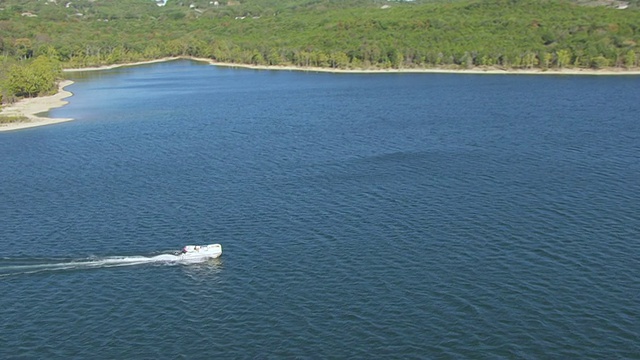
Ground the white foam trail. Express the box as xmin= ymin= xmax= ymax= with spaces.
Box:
xmin=0 ymin=253 xmax=200 ymax=277
xmin=151 ymin=254 xmax=180 ymax=261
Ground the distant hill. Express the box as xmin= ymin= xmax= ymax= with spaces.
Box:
xmin=1 ymin=0 xmax=639 ymax=100
xmin=1 ymin=0 xmax=636 ymax=22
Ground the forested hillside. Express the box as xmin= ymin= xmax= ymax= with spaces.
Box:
xmin=1 ymin=0 xmax=639 ymax=102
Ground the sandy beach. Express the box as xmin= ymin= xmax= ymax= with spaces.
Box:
xmin=65 ymin=56 xmax=640 ymax=76
xmin=63 ymin=58 xmax=185 ymax=72
xmin=205 ymin=60 xmax=640 ymax=76
xmin=2 ymin=57 xmax=639 ymax=133
xmin=0 ymin=80 xmax=75 ymax=132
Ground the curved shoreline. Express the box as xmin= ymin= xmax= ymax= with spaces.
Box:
xmin=204 ymin=59 xmax=640 ymax=76
xmin=2 ymin=57 xmax=639 ymax=133
xmin=65 ymin=56 xmax=640 ymax=75
xmin=0 ymin=80 xmax=75 ymax=132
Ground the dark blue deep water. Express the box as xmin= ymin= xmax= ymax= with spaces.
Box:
xmin=1 ymin=60 xmax=639 ymax=358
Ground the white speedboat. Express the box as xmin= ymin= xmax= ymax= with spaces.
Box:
xmin=152 ymin=244 xmax=222 ymax=262
xmin=180 ymin=244 xmax=222 ymax=260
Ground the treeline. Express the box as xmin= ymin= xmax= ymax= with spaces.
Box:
xmin=1 ymin=0 xmax=640 ymax=102
xmin=0 ymin=56 xmax=62 ymax=104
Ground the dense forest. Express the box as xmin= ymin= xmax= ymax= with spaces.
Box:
xmin=1 ymin=0 xmax=639 ymax=103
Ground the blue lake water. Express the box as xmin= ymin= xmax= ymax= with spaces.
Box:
xmin=1 ymin=60 xmax=639 ymax=358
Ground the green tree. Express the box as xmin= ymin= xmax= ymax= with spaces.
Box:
xmin=460 ymin=52 xmax=474 ymax=69
xmin=624 ymin=50 xmax=636 ymax=68
xmin=330 ymin=51 xmax=349 ymax=69
xmin=541 ymin=52 xmax=552 ymax=69
xmin=7 ymin=66 xmax=38 ymax=97
xmin=251 ymin=50 xmax=265 ymax=65
xmin=14 ymin=38 xmax=33 ymax=60
xmin=480 ymin=54 xmax=495 ymax=66
xmin=523 ymin=52 xmax=538 ymax=69
xmin=267 ymin=49 xmax=281 ymax=66
xmin=7 ymin=56 xmax=61 ymax=98
xmin=390 ymin=49 xmax=404 ymax=69
xmin=311 ymin=50 xmax=328 ymax=67
xmin=591 ymin=55 xmax=609 ymax=69
xmin=556 ymin=49 xmax=571 ymax=68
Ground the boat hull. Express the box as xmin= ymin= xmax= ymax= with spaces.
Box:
xmin=152 ymin=244 xmax=222 ymax=262
xmin=179 ymin=244 xmax=222 ymax=260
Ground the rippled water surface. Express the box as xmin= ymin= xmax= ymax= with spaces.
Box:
xmin=1 ymin=61 xmax=639 ymax=358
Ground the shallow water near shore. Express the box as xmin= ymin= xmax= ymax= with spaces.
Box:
xmin=1 ymin=60 xmax=639 ymax=358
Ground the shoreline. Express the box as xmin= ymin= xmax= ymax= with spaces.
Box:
xmin=3 ymin=57 xmax=639 ymax=133
xmin=202 ymin=59 xmax=640 ymax=76
xmin=0 ymin=80 xmax=75 ymax=132
xmin=65 ymin=56 xmax=640 ymax=76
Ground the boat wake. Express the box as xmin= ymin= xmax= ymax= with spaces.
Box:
xmin=0 ymin=253 xmax=212 ymax=278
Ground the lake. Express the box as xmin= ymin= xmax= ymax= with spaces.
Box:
xmin=1 ymin=60 xmax=639 ymax=358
